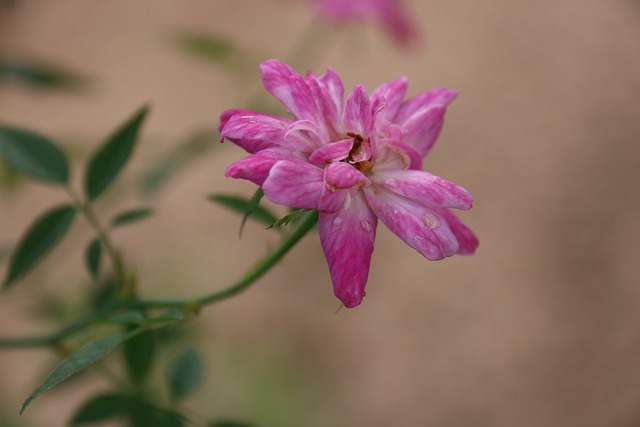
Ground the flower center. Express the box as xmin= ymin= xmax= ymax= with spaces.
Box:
xmin=345 ymin=132 xmax=372 ymax=173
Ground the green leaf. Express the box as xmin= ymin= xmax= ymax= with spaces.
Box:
xmin=166 ymin=348 xmax=203 ymax=402
xmin=0 ymin=56 xmax=84 ymax=90
xmin=84 ymin=106 xmax=149 ymax=201
xmin=175 ymin=32 xmax=234 ymax=63
xmin=208 ymin=194 xmax=278 ymax=228
xmin=129 ymin=401 xmax=184 ymax=427
xmin=239 ymin=188 xmax=266 ymax=236
xmin=85 ymin=238 xmax=101 ymax=279
xmin=209 ymin=422 xmax=258 ymax=427
xmin=70 ymin=393 xmax=133 ymax=425
xmin=0 ymin=125 xmax=69 ymax=184
xmin=140 ymin=309 xmax=184 ymax=326
xmin=20 ymin=333 xmax=129 ymax=414
xmin=123 ymin=329 xmax=155 ymax=385
xmin=106 ymin=311 xmax=145 ymax=325
xmin=110 ymin=207 xmax=153 ymax=228
xmin=267 ymin=209 xmax=309 ymax=229
xmin=4 ymin=204 xmax=76 ymax=288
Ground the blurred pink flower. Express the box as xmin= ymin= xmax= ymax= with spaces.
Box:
xmin=220 ymin=60 xmax=477 ymax=308
xmin=312 ymin=0 xmax=420 ymax=45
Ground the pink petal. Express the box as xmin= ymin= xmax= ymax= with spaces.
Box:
xmin=370 ymin=77 xmax=408 ymax=120
xmin=318 ymin=162 xmax=371 ymax=212
xmin=364 ymin=187 xmax=459 ymax=260
xmin=260 ymin=60 xmax=321 ymax=123
xmin=262 ymin=160 xmax=323 ymax=209
xmin=309 ymin=138 xmax=353 ymax=163
xmin=220 ymin=113 xmax=291 ymax=154
xmin=437 ymin=208 xmax=479 ymax=255
xmin=343 ymin=84 xmax=373 ymax=138
xmin=400 ymin=105 xmax=447 ymax=157
xmin=282 ymin=120 xmax=325 ymax=153
xmin=374 ymin=140 xmax=422 ymax=171
xmin=395 ymin=87 xmax=457 ymax=124
xmin=225 ymin=148 xmax=291 ymax=186
xmin=319 ymin=191 xmax=377 ymax=308
xmin=310 ymin=68 xmax=345 ymax=139
xmin=371 ymin=169 xmax=473 ymax=210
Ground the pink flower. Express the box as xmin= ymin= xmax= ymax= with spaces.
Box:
xmin=220 ymin=60 xmax=478 ymax=308
xmin=311 ymin=0 xmax=420 ymax=45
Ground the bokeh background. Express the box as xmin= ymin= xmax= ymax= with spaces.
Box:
xmin=1 ymin=0 xmax=640 ymax=426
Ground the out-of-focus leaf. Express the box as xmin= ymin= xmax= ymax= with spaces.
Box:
xmin=71 ymin=394 xmax=184 ymax=427
xmin=106 ymin=311 xmax=144 ymax=325
xmin=175 ymin=32 xmax=234 ymax=63
xmin=0 ymin=126 xmax=69 ymax=184
xmin=0 ymin=156 xmax=22 ymax=190
xmin=110 ymin=207 xmax=153 ymax=228
xmin=123 ymin=329 xmax=155 ymax=385
xmin=166 ymin=348 xmax=203 ymax=402
xmin=20 ymin=333 xmax=130 ymax=414
xmin=140 ymin=310 xmax=184 ymax=326
xmin=129 ymin=400 xmax=185 ymax=427
xmin=208 ymin=194 xmax=279 ymax=228
xmin=90 ymin=278 xmax=118 ymax=309
xmin=85 ymin=238 xmax=101 ymax=279
xmin=209 ymin=422 xmax=258 ymax=427
xmin=84 ymin=106 xmax=149 ymax=201
xmin=70 ymin=393 xmax=132 ymax=425
xmin=239 ymin=187 xmax=265 ymax=236
xmin=139 ymin=130 xmax=214 ymax=196
xmin=0 ymin=57 xmax=84 ymax=90
xmin=4 ymin=205 xmax=76 ymax=288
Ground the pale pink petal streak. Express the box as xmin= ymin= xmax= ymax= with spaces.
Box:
xmin=436 ymin=208 xmax=479 ymax=255
xmin=370 ymin=77 xmax=408 ymax=120
xmin=372 ymin=169 xmax=473 ymax=209
xmin=319 ymin=191 xmax=377 ymax=308
xmin=364 ymin=187 xmax=459 ymax=260
xmin=225 ymin=148 xmax=292 ymax=186
xmin=262 ymin=160 xmax=324 ymax=209
xmin=220 ymin=113 xmax=291 ymax=154
xmin=343 ymin=84 xmax=373 ymax=137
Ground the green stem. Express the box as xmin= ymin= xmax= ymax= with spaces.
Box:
xmin=128 ymin=210 xmax=319 ymax=310
xmin=0 ymin=210 xmax=319 ymax=348
xmin=66 ymin=186 xmax=129 ymax=291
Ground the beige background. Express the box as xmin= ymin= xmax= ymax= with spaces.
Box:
xmin=1 ymin=0 xmax=640 ymax=426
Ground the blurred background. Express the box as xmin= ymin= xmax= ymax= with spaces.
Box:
xmin=1 ymin=0 xmax=640 ymax=426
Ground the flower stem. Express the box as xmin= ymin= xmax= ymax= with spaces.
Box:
xmin=0 ymin=210 xmax=319 ymax=348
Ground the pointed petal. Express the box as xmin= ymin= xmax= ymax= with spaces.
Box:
xmin=282 ymin=120 xmax=325 ymax=153
xmin=374 ymin=140 xmax=422 ymax=171
xmin=225 ymin=148 xmax=292 ymax=186
xmin=309 ymin=138 xmax=353 ymax=163
xmin=437 ymin=208 xmax=479 ymax=255
xmin=260 ymin=60 xmax=320 ymax=123
xmin=221 ymin=112 xmax=291 ymax=153
xmin=364 ymin=187 xmax=459 ymax=260
xmin=401 ymin=105 xmax=447 ymax=157
xmin=319 ymin=191 xmax=377 ymax=308
xmin=262 ymin=160 xmax=323 ymax=209
xmin=343 ymin=84 xmax=373 ymax=137
xmin=370 ymin=77 xmax=408 ymax=120
xmin=395 ymin=87 xmax=457 ymax=124
xmin=311 ymin=67 xmax=345 ymax=138
xmin=372 ymin=169 xmax=473 ymax=210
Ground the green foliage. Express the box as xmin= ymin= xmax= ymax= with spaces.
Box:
xmin=111 ymin=208 xmax=153 ymax=228
xmin=166 ymin=348 xmax=203 ymax=403
xmin=209 ymin=422 xmax=258 ymax=427
xmin=140 ymin=310 xmax=184 ymax=326
xmin=70 ymin=393 xmax=185 ymax=427
xmin=85 ymin=238 xmax=101 ymax=279
xmin=4 ymin=204 xmax=76 ymax=288
xmin=123 ymin=329 xmax=155 ymax=385
xmin=175 ymin=32 xmax=234 ymax=64
xmin=208 ymin=193 xmax=279 ymax=229
xmin=0 ymin=56 xmax=84 ymax=90
xmin=84 ymin=106 xmax=149 ymax=201
xmin=0 ymin=125 xmax=69 ymax=185
xmin=21 ymin=333 xmax=131 ymax=414
xmin=267 ymin=209 xmax=310 ymax=229
xmin=70 ymin=393 xmax=132 ymax=425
